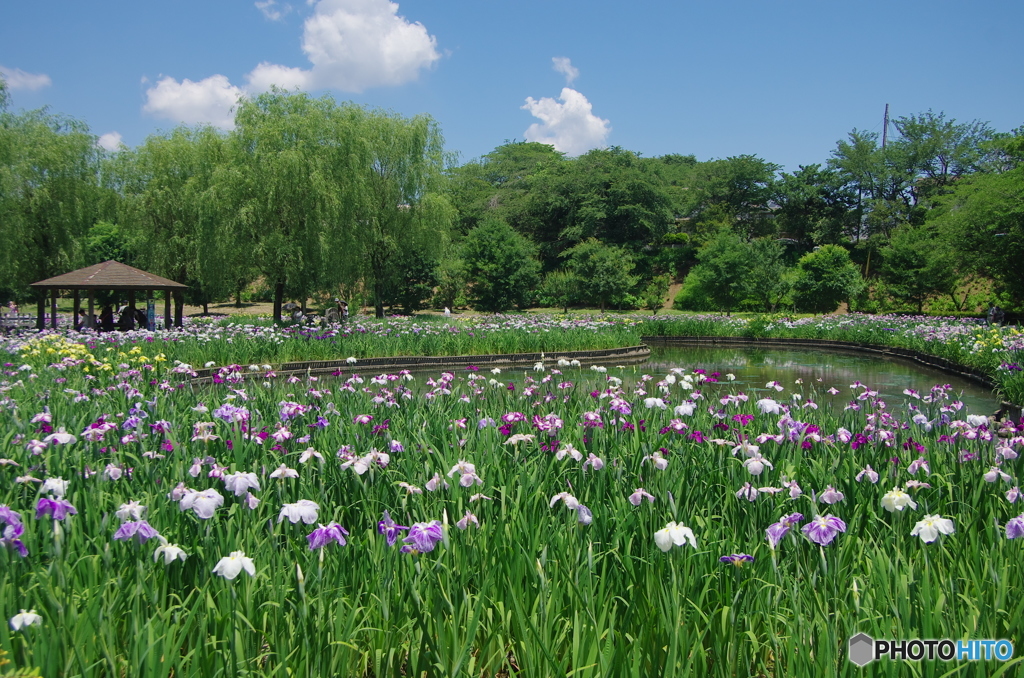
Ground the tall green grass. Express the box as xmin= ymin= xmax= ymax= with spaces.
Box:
xmin=0 ymin=358 xmax=1021 ymax=676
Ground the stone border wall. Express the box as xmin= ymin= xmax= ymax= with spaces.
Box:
xmin=190 ymin=345 xmax=651 ymax=384
xmin=642 ymin=335 xmax=1021 ymax=419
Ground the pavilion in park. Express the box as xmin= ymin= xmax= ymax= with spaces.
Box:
xmin=29 ymin=260 xmax=188 ymax=331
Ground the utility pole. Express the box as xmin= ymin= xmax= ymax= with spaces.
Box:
xmin=882 ymin=103 xmax=889 ymax=149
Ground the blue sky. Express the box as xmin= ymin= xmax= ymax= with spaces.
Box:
xmin=2 ymin=0 xmax=1021 ymax=171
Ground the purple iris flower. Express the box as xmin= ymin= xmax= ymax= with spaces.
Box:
xmin=307 ymin=522 xmax=350 ymax=550
xmin=1006 ymin=514 xmax=1024 ymax=540
xmin=1 ymin=523 xmax=28 ymax=557
xmin=801 ymin=515 xmax=847 ymax=546
xmin=113 ymin=520 xmax=160 ymax=543
xmin=765 ymin=512 xmax=804 ymax=549
xmin=35 ymin=497 xmax=77 ymax=521
xmin=401 ymin=520 xmax=443 ymax=553
xmin=378 ymin=510 xmax=409 ymax=547
xmin=0 ymin=506 xmax=21 ymax=527
xmin=719 ymin=553 xmax=754 ymax=566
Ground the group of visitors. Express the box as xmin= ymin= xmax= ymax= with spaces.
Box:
xmin=78 ymin=304 xmax=150 ymax=332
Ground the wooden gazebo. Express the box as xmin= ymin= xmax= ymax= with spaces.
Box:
xmin=30 ymin=261 xmax=188 ymax=330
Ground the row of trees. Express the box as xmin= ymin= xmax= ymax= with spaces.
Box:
xmin=2 ymin=75 xmax=1022 ymax=319
xmin=445 ymin=111 xmax=1023 ymax=314
xmin=2 ymin=83 xmax=453 ymax=323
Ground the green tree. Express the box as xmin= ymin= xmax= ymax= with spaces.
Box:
xmin=352 ymin=109 xmax=453 ymax=318
xmin=740 ymin=238 xmax=792 ymax=312
xmin=891 ymin=110 xmax=995 ymax=199
xmin=232 ymin=90 xmax=361 ymax=323
xmin=0 ymin=101 xmax=100 ymax=327
xmin=773 ymin=164 xmax=860 ymax=249
xmin=433 ymin=255 xmax=467 ymax=311
xmin=472 ymin=147 xmax=674 ymax=271
xmin=84 ymin=221 xmax=133 ymax=267
xmin=540 ymin=270 xmax=581 ymax=313
xmin=791 ymin=245 xmax=863 ymax=314
xmin=879 ymin=224 xmax=957 ymax=312
xmin=384 ymin=249 xmax=440 ymax=314
xmin=462 ymin=218 xmax=540 ymax=312
xmin=447 ymin=141 xmax=565 ymax=234
xmin=675 ymin=231 xmax=750 ymax=314
xmin=680 ymin=155 xmax=780 ymax=242
xmin=931 ymin=132 xmax=1024 ymax=307
xmin=562 ymin=238 xmax=639 ymax=311
xmin=118 ymin=125 xmax=233 ymax=325
xmin=641 ymin=274 xmax=671 ymax=314
xmin=828 ymin=112 xmax=995 ymax=246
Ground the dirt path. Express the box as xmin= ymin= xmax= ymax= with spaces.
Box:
xmin=665 ymin=283 xmax=682 ymax=311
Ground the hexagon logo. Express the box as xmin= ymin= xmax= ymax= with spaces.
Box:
xmin=848 ymin=633 xmax=875 ymax=667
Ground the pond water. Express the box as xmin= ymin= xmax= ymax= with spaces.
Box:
xmin=643 ymin=345 xmax=1001 ymax=414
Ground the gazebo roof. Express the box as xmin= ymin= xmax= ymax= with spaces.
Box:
xmin=30 ymin=261 xmax=188 ymax=291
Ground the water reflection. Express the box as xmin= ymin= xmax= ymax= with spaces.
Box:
xmin=646 ymin=345 xmax=1001 ymax=414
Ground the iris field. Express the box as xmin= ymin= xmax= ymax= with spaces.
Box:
xmin=1 ymin=313 xmax=1023 ymax=676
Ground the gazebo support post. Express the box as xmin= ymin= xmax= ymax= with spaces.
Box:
xmin=174 ymin=290 xmax=183 ymax=328
xmin=50 ymin=290 xmax=58 ymax=330
xmin=164 ymin=290 xmax=171 ymax=331
xmin=73 ymin=291 xmax=80 ymax=331
xmin=87 ymin=291 xmax=95 ymax=330
xmin=128 ymin=290 xmax=136 ymax=330
xmin=36 ymin=294 xmax=45 ymax=330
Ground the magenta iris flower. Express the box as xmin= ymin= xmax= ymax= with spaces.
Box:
xmin=401 ymin=520 xmax=443 ymax=553
xmin=307 ymin=522 xmax=349 ymax=550
xmin=719 ymin=553 xmax=754 ymax=566
xmin=801 ymin=515 xmax=847 ymax=546
xmin=113 ymin=520 xmax=160 ymax=543
xmin=378 ymin=510 xmax=409 ymax=546
xmin=35 ymin=497 xmax=77 ymax=521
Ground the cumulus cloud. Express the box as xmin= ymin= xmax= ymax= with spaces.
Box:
xmin=246 ymin=62 xmax=312 ymax=91
xmin=552 ymin=57 xmax=578 ymax=86
xmin=96 ymin=132 xmax=124 ymax=152
xmin=246 ymin=0 xmax=441 ymax=93
xmin=142 ymin=75 xmax=243 ymax=129
xmin=143 ymin=0 xmax=438 ymax=124
xmin=256 ymin=0 xmax=292 ymax=21
xmin=522 ymin=87 xmax=611 ymax=157
xmin=0 ymin=65 xmax=52 ymax=91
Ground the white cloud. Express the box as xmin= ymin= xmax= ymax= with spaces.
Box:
xmin=97 ymin=132 xmax=124 ymax=152
xmin=142 ymin=75 xmax=243 ymax=129
xmin=245 ymin=0 xmax=441 ymax=93
xmin=143 ymin=0 xmax=438 ymax=123
xmin=522 ymin=87 xmax=611 ymax=157
xmin=245 ymin=62 xmax=311 ymax=92
xmin=552 ymin=57 xmax=578 ymax=86
xmin=0 ymin=65 xmax=52 ymax=91
xmin=256 ymin=0 xmax=292 ymax=21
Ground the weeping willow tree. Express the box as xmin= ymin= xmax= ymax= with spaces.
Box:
xmin=231 ymin=90 xmax=362 ymax=323
xmin=352 ymin=110 xmax=454 ymax=318
xmin=116 ymin=125 xmax=233 ymax=325
xmin=0 ymin=78 xmax=100 ymax=326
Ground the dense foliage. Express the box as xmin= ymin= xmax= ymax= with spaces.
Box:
xmin=4 ymin=74 xmax=1021 ymax=318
